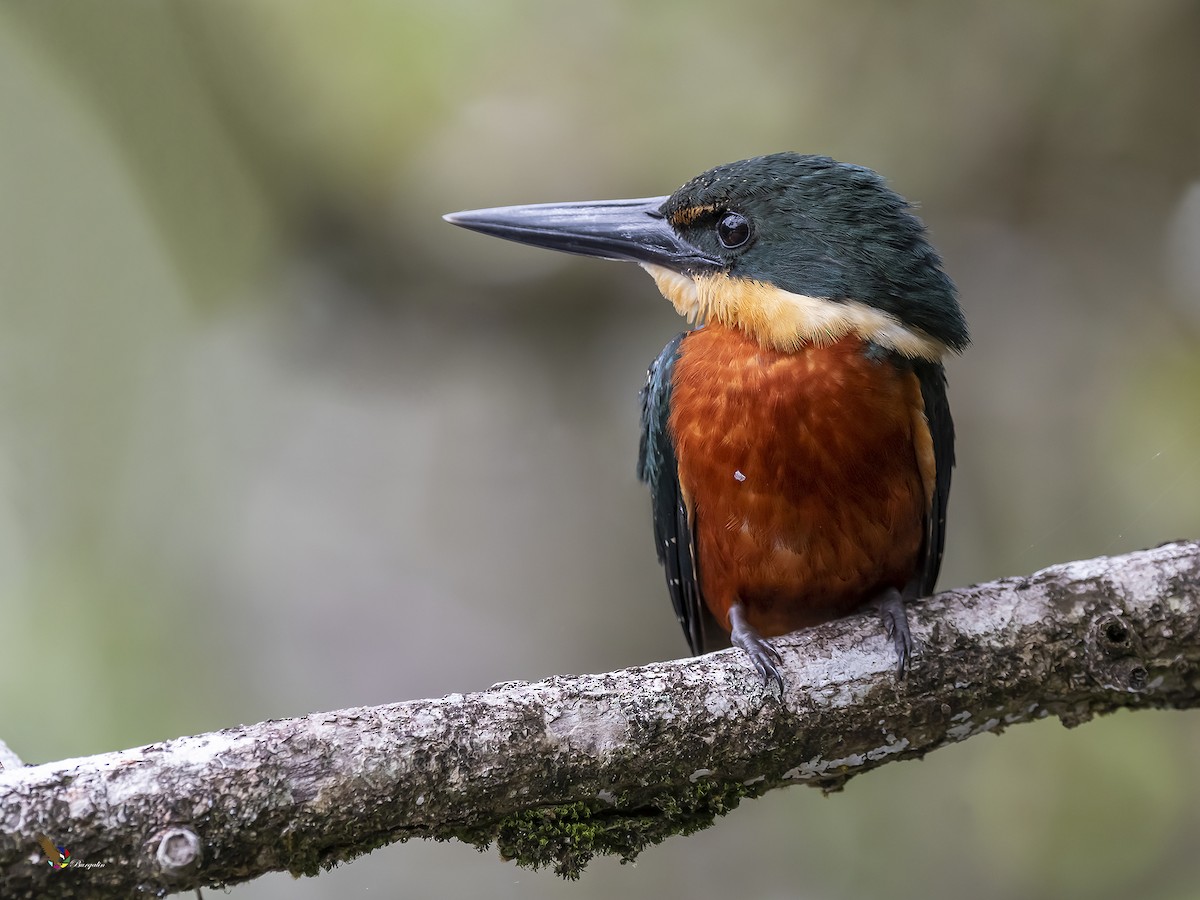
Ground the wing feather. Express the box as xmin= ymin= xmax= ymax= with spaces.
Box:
xmin=913 ymin=360 xmax=956 ymax=596
xmin=637 ymin=334 xmax=717 ymax=654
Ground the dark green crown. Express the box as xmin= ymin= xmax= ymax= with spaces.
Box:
xmin=661 ymin=153 xmax=969 ymax=351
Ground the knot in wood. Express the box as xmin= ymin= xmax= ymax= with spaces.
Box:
xmin=1085 ymin=611 xmax=1148 ymax=692
xmin=152 ymin=826 xmax=202 ymax=877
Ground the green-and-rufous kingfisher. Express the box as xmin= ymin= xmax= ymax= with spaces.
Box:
xmin=445 ymin=152 xmax=969 ymax=688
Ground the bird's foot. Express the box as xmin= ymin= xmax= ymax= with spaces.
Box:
xmin=728 ymin=603 xmax=784 ymax=691
xmin=876 ymin=587 xmax=915 ymax=678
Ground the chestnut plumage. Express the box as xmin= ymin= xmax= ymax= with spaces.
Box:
xmin=446 ymin=152 xmax=967 ymax=687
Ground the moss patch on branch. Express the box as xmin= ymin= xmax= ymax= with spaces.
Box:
xmin=488 ymin=778 xmax=766 ymax=879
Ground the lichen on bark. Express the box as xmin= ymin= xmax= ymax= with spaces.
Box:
xmin=1 ymin=541 xmax=1198 ymax=898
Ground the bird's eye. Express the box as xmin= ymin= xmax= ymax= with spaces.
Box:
xmin=716 ymin=211 xmax=751 ymax=249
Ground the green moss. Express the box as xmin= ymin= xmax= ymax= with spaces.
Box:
xmin=488 ymin=778 xmax=766 ymax=879
xmin=278 ymin=757 xmax=812 ymax=882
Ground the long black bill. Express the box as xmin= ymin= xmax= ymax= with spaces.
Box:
xmin=443 ymin=197 xmax=723 ymax=273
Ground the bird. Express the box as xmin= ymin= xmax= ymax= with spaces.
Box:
xmin=36 ymin=834 xmax=66 ymax=868
xmin=444 ymin=152 xmax=968 ymax=688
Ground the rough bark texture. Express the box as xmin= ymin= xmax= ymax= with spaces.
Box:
xmin=2 ymin=541 xmax=1199 ymax=898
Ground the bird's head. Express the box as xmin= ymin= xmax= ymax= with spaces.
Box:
xmin=445 ymin=152 xmax=967 ymax=359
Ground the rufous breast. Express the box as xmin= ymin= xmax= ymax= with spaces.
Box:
xmin=669 ymin=323 xmax=931 ymax=636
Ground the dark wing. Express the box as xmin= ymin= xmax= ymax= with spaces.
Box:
xmin=637 ymin=333 xmax=718 ymax=655
xmin=913 ymin=359 xmax=956 ymax=596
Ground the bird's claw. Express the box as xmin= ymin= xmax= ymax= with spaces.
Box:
xmin=729 ymin=605 xmax=785 ymax=691
xmin=878 ymin=589 xmax=916 ymax=678
xmin=747 ymin=639 xmax=785 ymax=692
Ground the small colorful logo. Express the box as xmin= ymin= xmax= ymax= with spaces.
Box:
xmin=37 ymin=834 xmax=71 ymax=870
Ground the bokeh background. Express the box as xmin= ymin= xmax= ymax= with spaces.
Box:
xmin=3 ymin=2 xmax=1200 ymax=898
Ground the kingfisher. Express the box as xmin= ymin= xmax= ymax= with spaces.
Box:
xmin=445 ymin=153 xmax=968 ymax=687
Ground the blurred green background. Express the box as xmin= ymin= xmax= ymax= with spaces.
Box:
xmin=2 ymin=1 xmax=1199 ymax=898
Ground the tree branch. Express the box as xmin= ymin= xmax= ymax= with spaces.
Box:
xmin=3 ymin=541 xmax=1199 ymax=897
